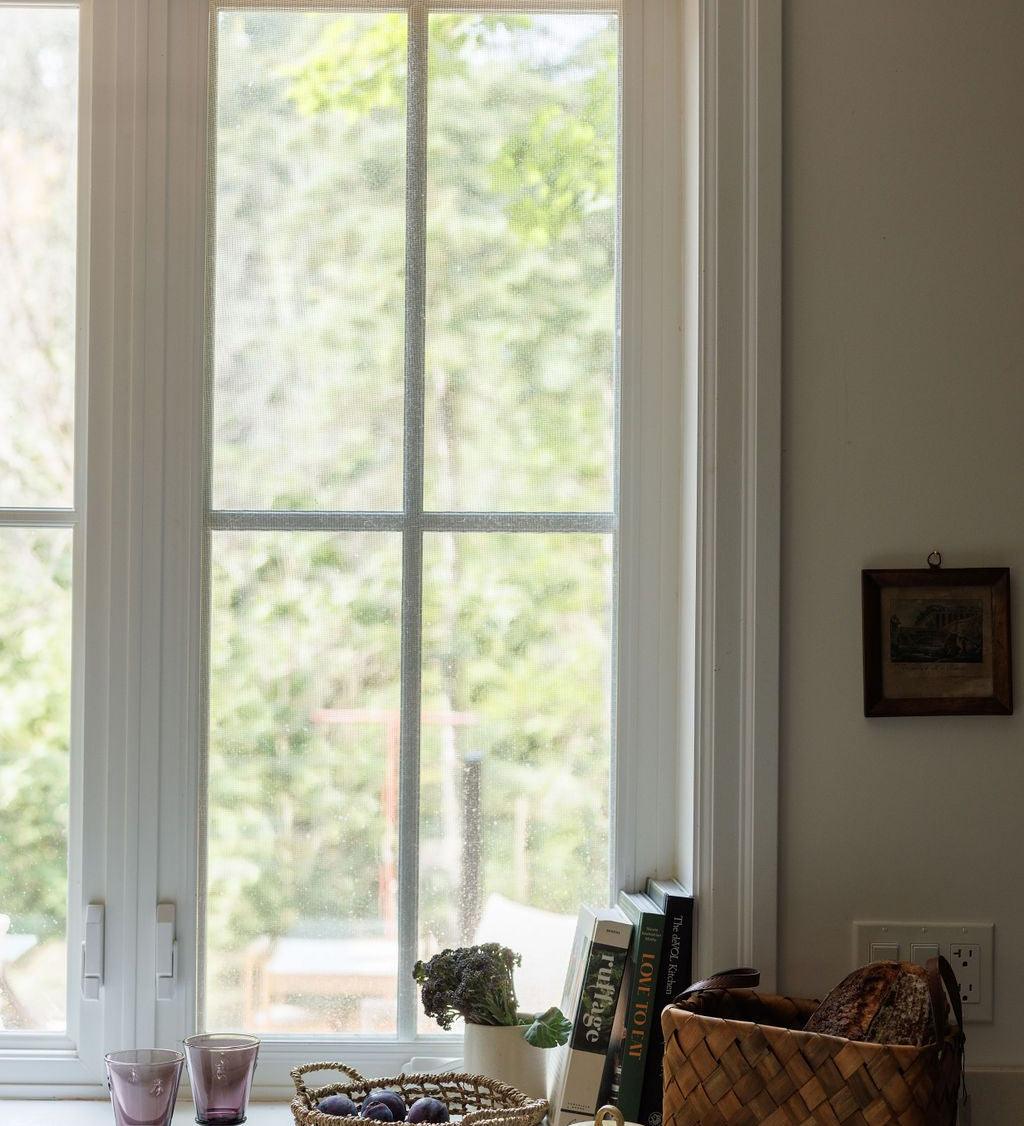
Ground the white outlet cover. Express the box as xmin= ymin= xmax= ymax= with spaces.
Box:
xmin=852 ymin=921 xmax=994 ymax=1023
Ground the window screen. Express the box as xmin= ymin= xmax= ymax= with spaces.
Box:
xmin=204 ymin=2 xmax=619 ymax=1038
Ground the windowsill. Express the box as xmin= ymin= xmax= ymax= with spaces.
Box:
xmin=1 ymin=1101 xmax=290 ymax=1125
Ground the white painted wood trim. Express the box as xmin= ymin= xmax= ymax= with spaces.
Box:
xmin=152 ymin=0 xmax=211 ymax=1056
xmin=690 ymin=0 xmax=782 ymax=989
xmin=614 ymin=0 xmax=685 ymax=894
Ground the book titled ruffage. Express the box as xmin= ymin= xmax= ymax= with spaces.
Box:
xmin=547 ymin=905 xmax=633 ymax=1126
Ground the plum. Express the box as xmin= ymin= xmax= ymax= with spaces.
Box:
xmin=361 ymin=1090 xmax=408 ymax=1121
xmin=318 ymin=1094 xmax=359 ymax=1117
xmin=362 ymin=1104 xmax=395 ymax=1122
xmin=407 ymin=1097 xmax=449 ymax=1123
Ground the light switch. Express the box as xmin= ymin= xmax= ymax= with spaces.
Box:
xmin=870 ymin=942 xmax=900 ymax=961
xmin=911 ymin=943 xmax=940 ymax=966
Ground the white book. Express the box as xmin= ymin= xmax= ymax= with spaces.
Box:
xmin=547 ymin=904 xmax=633 ymax=1126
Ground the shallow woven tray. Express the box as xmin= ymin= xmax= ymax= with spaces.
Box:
xmin=289 ymin=1062 xmax=549 ymax=1126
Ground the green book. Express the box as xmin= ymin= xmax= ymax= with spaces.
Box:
xmin=610 ymin=890 xmax=666 ymax=1120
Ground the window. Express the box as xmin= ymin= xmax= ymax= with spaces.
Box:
xmin=0 ymin=0 xmax=780 ymax=1098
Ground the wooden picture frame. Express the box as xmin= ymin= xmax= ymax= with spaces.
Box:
xmin=862 ymin=567 xmax=1012 ymax=716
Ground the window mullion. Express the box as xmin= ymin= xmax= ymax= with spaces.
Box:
xmin=207 ymin=511 xmax=617 ymax=534
xmin=396 ymin=0 xmax=430 ymax=1043
xmin=152 ymin=0 xmax=211 ymax=1055
xmin=0 ymin=509 xmax=77 ymax=528
xmin=76 ymin=0 xmax=154 ymax=1082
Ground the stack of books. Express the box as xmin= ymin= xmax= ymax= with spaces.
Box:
xmin=546 ymin=878 xmax=694 ymax=1126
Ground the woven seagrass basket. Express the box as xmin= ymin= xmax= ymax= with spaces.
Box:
xmin=289 ymin=1062 xmax=549 ymax=1126
xmin=661 ymin=960 xmax=964 ymax=1126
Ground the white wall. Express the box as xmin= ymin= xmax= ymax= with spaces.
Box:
xmin=780 ymin=0 xmax=1024 ymax=1115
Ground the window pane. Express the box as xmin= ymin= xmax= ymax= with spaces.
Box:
xmin=0 ymin=527 xmax=73 ymax=1032
xmin=418 ymin=531 xmax=612 ymax=1020
xmin=423 ymin=14 xmax=618 ymax=513
xmin=210 ymin=11 xmax=407 ymax=513
xmin=0 ymin=8 xmax=78 ymax=509
xmin=205 ymin=531 xmax=402 ymax=1034
xmin=204 ymin=4 xmax=621 ymax=1050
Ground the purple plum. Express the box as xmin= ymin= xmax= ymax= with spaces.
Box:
xmin=318 ymin=1094 xmax=359 ymax=1117
xmin=362 ymin=1104 xmax=395 ymax=1122
xmin=407 ymin=1098 xmax=450 ymax=1123
xmin=361 ymin=1090 xmax=407 ymax=1121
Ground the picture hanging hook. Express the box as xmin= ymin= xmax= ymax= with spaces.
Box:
xmin=927 ymin=550 xmax=942 ymax=570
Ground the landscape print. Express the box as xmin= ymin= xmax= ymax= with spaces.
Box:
xmin=889 ymin=598 xmax=984 ymax=663
xmin=864 ymin=568 xmax=1009 ymax=714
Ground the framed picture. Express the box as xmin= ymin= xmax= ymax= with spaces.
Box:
xmin=862 ymin=566 xmax=1012 ymax=716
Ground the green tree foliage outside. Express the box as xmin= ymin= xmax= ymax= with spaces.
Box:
xmin=207 ymin=9 xmax=619 ymax=1029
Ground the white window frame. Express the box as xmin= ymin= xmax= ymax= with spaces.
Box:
xmin=0 ymin=0 xmax=781 ymax=1098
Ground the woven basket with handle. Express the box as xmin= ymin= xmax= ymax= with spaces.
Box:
xmin=661 ymin=958 xmax=965 ymax=1126
xmin=289 ymin=1062 xmax=549 ymax=1126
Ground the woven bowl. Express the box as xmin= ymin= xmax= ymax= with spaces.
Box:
xmin=289 ymin=1062 xmax=549 ymax=1126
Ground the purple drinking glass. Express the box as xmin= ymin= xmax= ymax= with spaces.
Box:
xmin=105 ymin=1049 xmax=185 ymax=1126
xmin=183 ymin=1033 xmax=260 ymax=1125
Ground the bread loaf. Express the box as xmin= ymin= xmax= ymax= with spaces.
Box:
xmin=803 ymin=960 xmax=941 ymax=1047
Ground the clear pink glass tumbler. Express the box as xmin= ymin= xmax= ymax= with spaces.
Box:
xmin=105 ymin=1049 xmax=185 ymax=1126
xmin=184 ymin=1034 xmax=260 ymax=1125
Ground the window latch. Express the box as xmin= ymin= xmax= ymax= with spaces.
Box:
xmin=156 ymin=902 xmax=177 ymax=1001
xmin=81 ymin=903 xmax=104 ymax=1000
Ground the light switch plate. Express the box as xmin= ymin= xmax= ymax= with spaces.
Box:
xmin=852 ymin=921 xmax=994 ymax=1022
xmin=870 ymin=942 xmax=900 ymax=961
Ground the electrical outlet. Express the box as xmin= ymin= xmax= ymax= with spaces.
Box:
xmin=853 ymin=922 xmax=994 ymax=1022
xmin=950 ymin=943 xmax=981 ymax=1005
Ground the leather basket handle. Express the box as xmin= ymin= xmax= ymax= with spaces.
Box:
xmin=926 ymin=954 xmax=965 ymax=1050
xmin=675 ymin=967 xmax=761 ymax=1002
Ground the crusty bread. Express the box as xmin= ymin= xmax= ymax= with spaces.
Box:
xmin=803 ymin=960 xmax=940 ymax=1047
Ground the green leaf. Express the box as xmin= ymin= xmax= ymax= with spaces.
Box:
xmin=521 ymin=1005 xmax=572 ymax=1048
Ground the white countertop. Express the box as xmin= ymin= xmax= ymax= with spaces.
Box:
xmin=1 ymin=1102 xmax=292 ymax=1125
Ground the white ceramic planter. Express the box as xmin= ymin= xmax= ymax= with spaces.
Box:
xmin=461 ymin=1022 xmax=550 ymax=1100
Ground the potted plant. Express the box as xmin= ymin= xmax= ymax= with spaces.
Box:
xmin=412 ymin=942 xmax=571 ymax=1098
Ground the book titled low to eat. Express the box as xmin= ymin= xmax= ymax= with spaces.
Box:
xmin=610 ymin=890 xmax=666 ymax=1121
xmin=548 ymin=904 xmax=633 ymax=1126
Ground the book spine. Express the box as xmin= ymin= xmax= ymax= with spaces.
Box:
xmin=637 ymin=892 xmax=693 ymax=1126
xmin=613 ymin=906 xmax=664 ymax=1120
xmin=550 ymin=919 xmax=632 ymax=1126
